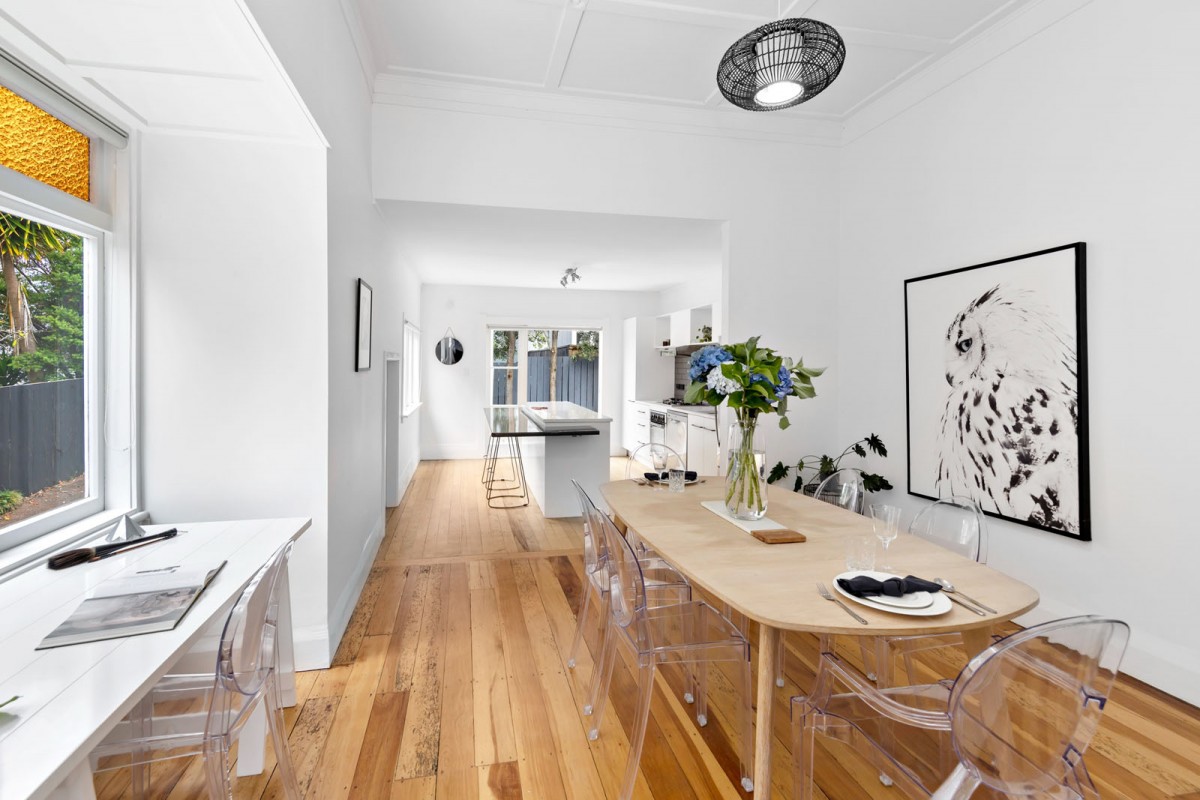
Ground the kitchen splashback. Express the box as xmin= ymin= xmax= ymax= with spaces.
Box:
xmin=674 ymin=355 xmax=690 ymax=399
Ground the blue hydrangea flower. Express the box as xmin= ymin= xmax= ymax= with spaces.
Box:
xmin=688 ymin=346 xmax=733 ymax=382
xmin=774 ymin=365 xmax=794 ymax=399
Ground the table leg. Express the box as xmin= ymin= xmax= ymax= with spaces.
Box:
xmin=277 ymin=563 xmax=297 ymax=706
xmin=46 ymin=760 xmax=96 ymax=800
xmin=960 ymin=625 xmax=995 ymax=659
xmin=754 ymin=624 xmax=781 ymax=796
xmin=236 ymin=702 xmax=268 ymax=777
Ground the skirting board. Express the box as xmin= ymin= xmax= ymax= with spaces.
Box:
xmin=326 ymin=511 xmax=386 ymax=664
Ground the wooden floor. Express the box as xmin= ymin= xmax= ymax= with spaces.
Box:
xmin=95 ymin=459 xmax=1200 ymax=799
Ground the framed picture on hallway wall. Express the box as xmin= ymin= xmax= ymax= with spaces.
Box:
xmin=355 ymin=278 xmax=373 ymax=372
xmin=904 ymin=243 xmax=1090 ymax=541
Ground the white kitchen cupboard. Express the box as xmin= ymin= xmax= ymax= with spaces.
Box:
xmin=686 ymin=414 xmax=720 ymax=475
xmin=624 ymin=400 xmax=650 ymax=453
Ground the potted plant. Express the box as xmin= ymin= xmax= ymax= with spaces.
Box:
xmin=767 ymin=434 xmax=893 ymax=495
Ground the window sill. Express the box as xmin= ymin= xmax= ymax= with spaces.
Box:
xmin=402 ymin=401 xmax=422 ymax=421
xmin=0 ymin=507 xmax=139 ymax=582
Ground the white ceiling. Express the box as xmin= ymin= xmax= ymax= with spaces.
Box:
xmin=355 ymin=0 xmax=1033 ymax=120
xmin=382 ymin=201 xmax=722 ymax=292
xmin=0 ymin=0 xmax=320 ymax=143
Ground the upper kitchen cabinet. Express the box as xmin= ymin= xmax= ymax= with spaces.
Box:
xmin=623 ymin=316 xmax=674 ymax=403
xmin=659 ymin=304 xmax=717 ymax=350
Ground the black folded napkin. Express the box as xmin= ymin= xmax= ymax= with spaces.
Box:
xmin=644 ymin=471 xmax=698 ymax=482
xmin=836 ymin=574 xmax=942 ymax=599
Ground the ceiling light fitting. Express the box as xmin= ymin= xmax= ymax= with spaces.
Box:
xmin=716 ymin=16 xmax=845 ymax=112
xmin=560 ymin=267 xmax=581 ymax=288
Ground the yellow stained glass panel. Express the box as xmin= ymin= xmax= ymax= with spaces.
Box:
xmin=0 ymin=84 xmax=89 ymax=201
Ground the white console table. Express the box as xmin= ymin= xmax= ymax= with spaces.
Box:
xmin=0 ymin=517 xmax=310 ymax=800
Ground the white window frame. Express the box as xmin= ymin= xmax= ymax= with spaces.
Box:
xmin=485 ymin=322 xmax=604 ymax=412
xmin=0 ymin=60 xmax=136 ymax=565
xmin=402 ymin=319 xmax=421 ymax=418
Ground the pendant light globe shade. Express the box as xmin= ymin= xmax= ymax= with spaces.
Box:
xmin=716 ymin=18 xmax=845 ymax=112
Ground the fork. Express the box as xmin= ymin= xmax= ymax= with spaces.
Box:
xmin=816 ymin=582 xmax=869 ymax=625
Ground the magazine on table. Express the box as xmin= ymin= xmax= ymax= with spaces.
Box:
xmin=36 ymin=561 xmax=226 ymax=649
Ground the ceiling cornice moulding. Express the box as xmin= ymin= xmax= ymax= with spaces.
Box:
xmin=373 ymin=74 xmax=843 ymax=147
xmin=842 ymin=0 xmax=1095 ymax=145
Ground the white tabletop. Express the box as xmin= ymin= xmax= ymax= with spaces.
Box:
xmin=520 ymin=401 xmax=612 ymax=428
xmin=0 ymin=517 xmax=310 ymax=800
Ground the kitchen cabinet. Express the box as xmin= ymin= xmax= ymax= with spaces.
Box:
xmin=687 ymin=414 xmax=721 ymax=476
xmin=624 ymin=399 xmax=650 ymax=453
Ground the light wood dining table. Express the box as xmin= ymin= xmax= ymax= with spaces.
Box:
xmin=601 ymin=479 xmax=1039 ymax=798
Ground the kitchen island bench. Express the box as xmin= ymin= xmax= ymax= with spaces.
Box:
xmin=484 ymin=403 xmax=611 ymax=518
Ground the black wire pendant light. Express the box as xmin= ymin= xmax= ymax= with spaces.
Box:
xmin=716 ymin=17 xmax=845 ymax=111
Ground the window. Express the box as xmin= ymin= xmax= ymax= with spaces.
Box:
xmin=0 ymin=59 xmax=133 ymax=555
xmin=0 ymin=211 xmax=96 ymax=536
xmin=491 ymin=329 xmax=519 ymax=405
xmin=488 ymin=326 xmax=602 ymax=410
xmin=402 ymin=320 xmax=420 ymax=417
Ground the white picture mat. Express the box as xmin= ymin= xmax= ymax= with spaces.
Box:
xmin=906 ymin=247 xmax=1079 ymax=498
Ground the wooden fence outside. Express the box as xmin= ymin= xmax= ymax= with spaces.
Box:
xmin=0 ymin=379 xmax=84 ymax=495
xmin=491 ymin=346 xmax=599 ymax=410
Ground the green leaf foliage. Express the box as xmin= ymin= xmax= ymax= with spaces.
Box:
xmin=774 ymin=435 xmax=893 ymax=495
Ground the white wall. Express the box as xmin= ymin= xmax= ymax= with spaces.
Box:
xmin=247 ymin=0 xmax=422 ymax=662
xmin=376 ymin=106 xmax=843 ymax=465
xmin=838 ymin=0 xmax=1200 ymax=702
xmin=138 ymin=132 xmax=331 ymax=665
xmin=419 ymin=284 xmax=659 ymax=459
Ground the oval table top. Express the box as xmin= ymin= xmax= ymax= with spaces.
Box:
xmin=601 ymin=479 xmax=1039 ymax=637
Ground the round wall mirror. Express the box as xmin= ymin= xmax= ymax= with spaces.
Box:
xmin=435 ymin=331 xmax=464 ymax=365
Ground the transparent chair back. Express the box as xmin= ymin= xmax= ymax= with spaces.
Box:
xmin=591 ymin=508 xmax=754 ymax=797
xmin=909 ymin=496 xmax=988 ymax=562
xmin=944 ymin=616 xmax=1130 ymax=798
xmin=812 ymin=468 xmax=866 ymax=514
xmin=92 ymin=542 xmax=302 ymax=799
xmin=625 ymin=443 xmax=684 ymax=479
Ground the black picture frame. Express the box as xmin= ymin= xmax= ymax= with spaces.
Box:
xmin=903 ymin=243 xmax=1089 ymax=541
xmin=355 ymin=278 xmax=373 ymax=372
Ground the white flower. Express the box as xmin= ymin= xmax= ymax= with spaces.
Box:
xmin=706 ymin=363 xmax=740 ymax=395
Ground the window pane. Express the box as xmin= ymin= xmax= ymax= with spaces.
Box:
xmin=0 ymin=211 xmax=88 ymax=531
xmin=0 ymin=85 xmax=90 ymax=201
xmin=491 ymin=330 xmax=519 ymax=405
xmin=527 ymin=329 xmax=599 ymax=410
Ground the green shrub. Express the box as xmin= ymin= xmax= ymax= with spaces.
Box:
xmin=0 ymin=490 xmax=23 ymax=515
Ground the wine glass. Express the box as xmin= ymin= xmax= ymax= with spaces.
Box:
xmin=870 ymin=504 xmax=902 ymax=573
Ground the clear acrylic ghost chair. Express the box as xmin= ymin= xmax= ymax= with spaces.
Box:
xmin=875 ymin=497 xmax=989 ymax=686
xmin=812 ymin=468 xmax=867 ymax=515
xmin=567 ymin=480 xmax=697 ymax=717
xmin=91 ymin=543 xmax=302 ymax=800
xmin=588 ymin=507 xmax=756 ymax=798
xmin=621 ymin=443 xmax=684 ymax=556
xmin=791 ymin=616 xmax=1129 ymax=800
xmin=779 ymin=469 xmax=871 ymax=687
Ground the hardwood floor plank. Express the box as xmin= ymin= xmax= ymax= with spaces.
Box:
xmin=394 ymin=563 xmax=452 ymax=780
xmin=476 ymin=761 xmax=522 ymax=800
xmin=437 ymin=563 xmax=475 ymax=775
xmin=348 ymin=691 xmax=410 ymax=799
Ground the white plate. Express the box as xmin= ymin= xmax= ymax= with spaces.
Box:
xmin=833 ymin=571 xmax=952 ymax=617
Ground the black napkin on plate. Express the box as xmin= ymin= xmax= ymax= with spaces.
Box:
xmin=644 ymin=471 xmax=698 ymax=482
xmin=836 ymin=575 xmax=942 ymax=598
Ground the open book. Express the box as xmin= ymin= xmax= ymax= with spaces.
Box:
xmin=37 ymin=561 xmax=226 ymax=649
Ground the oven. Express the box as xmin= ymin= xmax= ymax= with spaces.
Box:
xmin=649 ymin=410 xmax=667 ymax=451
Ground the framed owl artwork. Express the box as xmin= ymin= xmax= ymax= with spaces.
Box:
xmin=904 ymin=243 xmax=1089 ymax=541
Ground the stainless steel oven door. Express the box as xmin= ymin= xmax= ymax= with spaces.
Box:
xmin=648 ymin=410 xmax=667 ymax=453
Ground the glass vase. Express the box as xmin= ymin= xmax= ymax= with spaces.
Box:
xmin=725 ymin=414 xmax=767 ymax=520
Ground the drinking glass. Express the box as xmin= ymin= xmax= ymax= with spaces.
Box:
xmin=844 ymin=534 xmax=876 ymax=571
xmin=870 ymin=504 xmax=902 ymax=572
xmin=668 ymin=468 xmax=686 ymax=493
